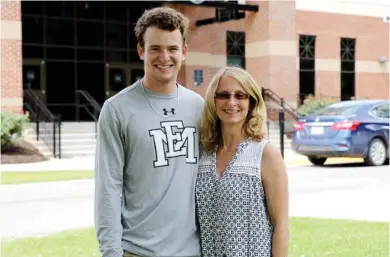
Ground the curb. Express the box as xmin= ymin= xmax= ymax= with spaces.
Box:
xmin=285 ymin=157 xmax=364 ymax=167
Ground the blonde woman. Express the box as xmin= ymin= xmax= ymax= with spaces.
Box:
xmin=196 ymin=66 xmax=289 ymax=257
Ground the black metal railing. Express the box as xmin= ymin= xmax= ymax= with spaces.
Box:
xmin=76 ymin=90 xmax=102 ymax=133
xmin=262 ymin=88 xmax=298 ymax=120
xmin=23 ymin=88 xmax=62 ymax=158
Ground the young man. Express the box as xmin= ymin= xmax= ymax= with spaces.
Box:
xmin=94 ymin=6 xmax=204 ymax=257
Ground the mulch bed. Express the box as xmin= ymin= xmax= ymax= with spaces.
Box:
xmin=1 ymin=140 xmax=49 ymax=164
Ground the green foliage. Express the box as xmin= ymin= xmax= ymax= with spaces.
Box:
xmin=1 ymin=111 xmax=29 ymax=151
xmin=297 ymin=95 xmax=337 ymax=117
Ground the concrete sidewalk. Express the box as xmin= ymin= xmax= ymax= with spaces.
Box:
xmin=1 ymin=156 xmax=95 ymax=172
xmin=0 ymin=150 xmax=362 ymax=172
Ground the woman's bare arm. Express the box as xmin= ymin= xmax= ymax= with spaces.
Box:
xmin=261 ymin=142 xmax=290 ymax=257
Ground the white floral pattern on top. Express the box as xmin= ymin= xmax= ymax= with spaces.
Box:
xmin=196 ymin=138 xmax=273 ymax=257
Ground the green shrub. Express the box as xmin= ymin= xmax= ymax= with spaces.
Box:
xmin=1 ymin=111 xmax=29 ymax=151
xmin=297 ymin=95 xmax=337 ymax=117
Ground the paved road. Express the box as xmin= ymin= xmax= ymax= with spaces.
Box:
xmin=1 ymin=162 xmax=389 ymax=240
xmin=289 ymin=162 xmax=390 ymax=222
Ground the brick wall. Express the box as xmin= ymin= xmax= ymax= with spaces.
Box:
xmin=297 ymin=10 xmax=390 ymax=100
xmin=168 ymin=3 xmax=389 ymax=109
xmin=167 ymin=1 xmax=298 ymax=110
xmin=166 ymin=2 xmax=246 ymax=98
xmin=1 ymin=0 xmax=23 ymax=113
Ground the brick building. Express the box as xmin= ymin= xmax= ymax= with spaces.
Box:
xmin=1 ymin=0 xmax=389 ymax=120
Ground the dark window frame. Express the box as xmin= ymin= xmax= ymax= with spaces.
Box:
xmin=21 ymin=1 xmax=162 ymax=63
xmin=340 ymin=37 xmax=356 ymax=100
xmin=299 ymin=34 xmax=316 ymax=71
xmin=226 ymin=31 xmax=245 ymax=68
xmin=298 ymin=34 xmax=316 ymax=104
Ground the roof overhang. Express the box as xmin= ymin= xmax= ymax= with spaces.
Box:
xmin=172 ymin=0 xmax=259 ymax=12
xmin=169 ymin=1 xmax=259 ymax=26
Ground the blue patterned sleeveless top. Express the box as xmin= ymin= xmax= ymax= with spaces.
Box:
xmin=195 ymin=138 xmax=273 ymax=257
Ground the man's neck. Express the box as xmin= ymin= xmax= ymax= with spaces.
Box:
xmin=142 ymin=76 xmax=177 ymax=95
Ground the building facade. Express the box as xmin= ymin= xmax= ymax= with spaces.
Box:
xmin=1 ymin=0 xmax=389 ymax=120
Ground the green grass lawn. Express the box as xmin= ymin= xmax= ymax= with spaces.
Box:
xmin=2 ymin=218 xmax=388 ymax=257
xmin=1 ymin=170 xmax=94 ymax=185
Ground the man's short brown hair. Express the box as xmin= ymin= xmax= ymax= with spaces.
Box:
xmin=134 ymin=6 xmax=189 ymax=48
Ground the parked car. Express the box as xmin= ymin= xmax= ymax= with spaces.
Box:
xmin=292 ymin=99 xmax=389 ymax=166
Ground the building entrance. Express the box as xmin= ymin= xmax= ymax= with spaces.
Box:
xmin=105 ymin=64 xmax=144 ymax=98
xmin=21 ymin=1 xmax=160 ymax=120
xmin=23 ymin=60 xmax=46 ymax=104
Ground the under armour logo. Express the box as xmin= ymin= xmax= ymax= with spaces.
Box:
xmin=163 ymin=108 xmax=176 ymax=116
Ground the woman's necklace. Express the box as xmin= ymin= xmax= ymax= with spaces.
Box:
xmin=140 ymin=79 xmax=179 ymax=118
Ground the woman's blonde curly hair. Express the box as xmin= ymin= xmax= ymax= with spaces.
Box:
xmin=200 ymin=66 xmax=267 ymax=152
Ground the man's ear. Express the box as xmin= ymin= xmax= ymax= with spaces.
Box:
xmin=182 ymin=44 xmax=188 ymax=61
xmin=137 ymin=43 xmax=144 ymax=60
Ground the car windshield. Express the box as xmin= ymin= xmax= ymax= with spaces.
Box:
xmin=313 ymin=103 xmax=362 ymax=116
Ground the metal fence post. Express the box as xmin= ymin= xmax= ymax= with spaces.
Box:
xmin=53 ymin=118 xmax=56 ymax=158
xmin=58 ymin=115 xmax=62 ymax=159
xmin=76 ymin=91 xmax=80 ymax=122
xmin=279 ymin=108 xmax=285 ymax=159
xmin=36 ymin=108 xmax=40 ymax=141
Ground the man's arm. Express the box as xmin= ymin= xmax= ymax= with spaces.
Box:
xmin=261 ymin=143 xmax=290 ymax=257
xmin=94 ymin=101 xmax=125 ymax=257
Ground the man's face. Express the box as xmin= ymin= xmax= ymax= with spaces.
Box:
xmin=137 ymin=27 xmax=187 ymax=84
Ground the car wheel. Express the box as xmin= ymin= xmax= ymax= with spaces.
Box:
xmin=364 ymin=138 xmax=387 ymax=166
xmin=308 ymin=156 xmax=327 ymax=166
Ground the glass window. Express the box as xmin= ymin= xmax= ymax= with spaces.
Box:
xmin=300 ymin=59 xmax=315 ymax=71
xmin=371 ymin=104 xmax=390 ymax=119
xmin=46 ymin=47 xmax=75 ymax=60
xmin=45 ymin=2 xmax=74 ymax=17
xmin=299 ymin=35 xmax=316 ymax=59
xmin=227 ymin=56 xmax=244 ymax=68
xmin=314 ymin=102 xmax=361 ymax=116
xmin=22 ymin=45 xmax=44 ymax=59
xmin=299 ymin=71 xmax=315 ymax=104
xmin=109 ymin=68 xmax=126 ymax=91
xmin=131 ymin=69 xmax=144 ymax=83
xmin=46 ymin=62 xmax=75 ymax=104
xmin=226 ymin=31 xmax=245 ymax=56
xmin=129 ymin=4 xmax=147 ymax=23
xmin=128 ymin=50 xmax=142 ymax=63
xmin=194 ymin=70 xmax=203 ymax=85
xmin=22 ymin=17 xmax=43 ymax=44
xmin=341 ymin=73 xmax=355 ymax=100
xmin=75 ymin=1 xmax=104 ymax=20
xmin=107 ymin=50 xmax=127 ymax=63
xmin=77 ymin=49 xmax=104 ymax=61
xmin=128 ymin=24 xmax=138 ymax=49
xmin=106 ymin=2 xmax=127 ymax=22
xmin=77 ymin=21 xmax=104 ymax=47
xmin=22 ymin=65 xmax=41 ymax=90
xmin=77 ymin=63 xmax=105 ymax=104
xmin=341 ymin=38 xmax=355 ymax=61
xmin=341 ymin=61 xmax=355 ymax=72
xmin=106 ymin=24 xmax=127 ymax=49
xmin=22 ymin=1 xmax=43 ymax=15
xmin=227 ymin=31 xmax=245 ymax=68
xmin=46 ymin=19 xmax=74 ymax=45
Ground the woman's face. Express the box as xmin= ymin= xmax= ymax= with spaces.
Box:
xmin=214 ymin=75 xmax=250 ymax=127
